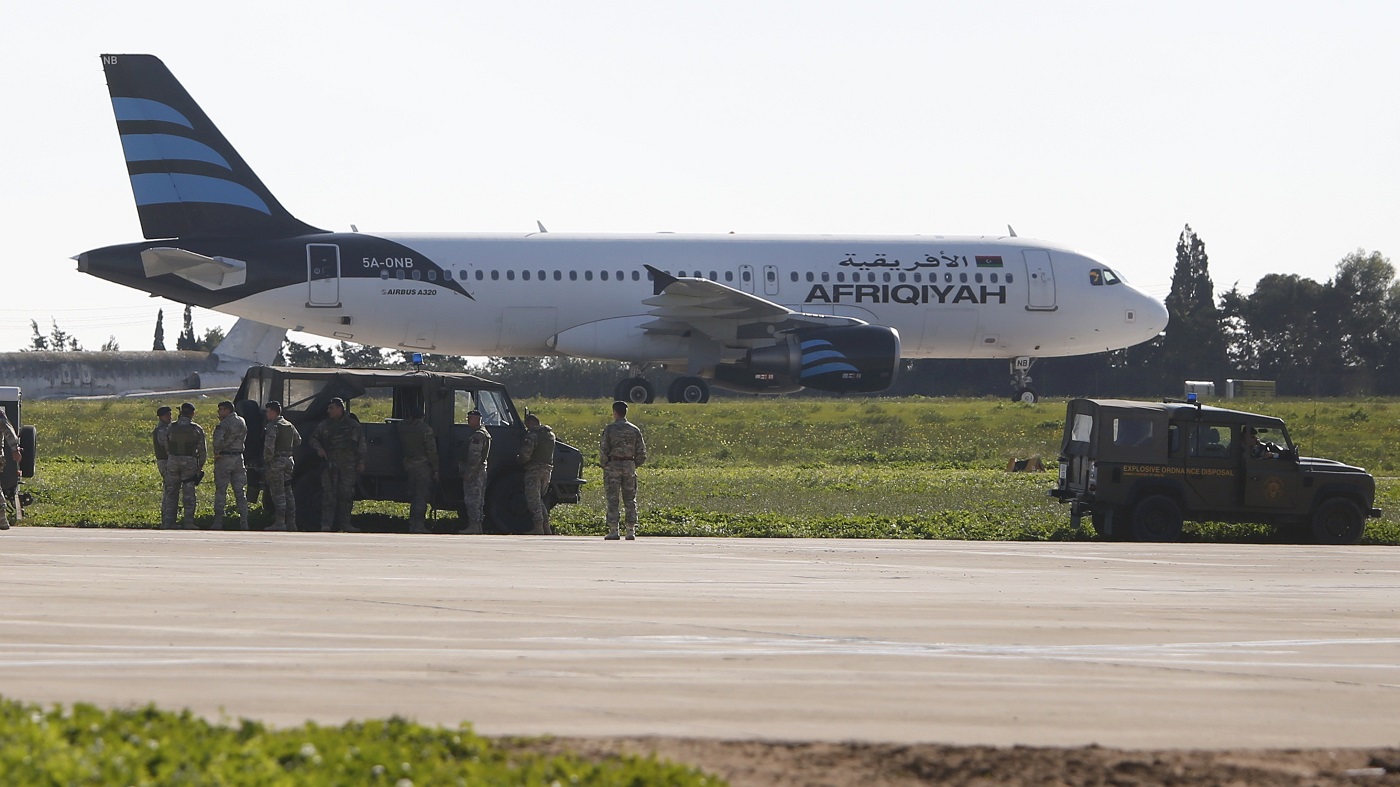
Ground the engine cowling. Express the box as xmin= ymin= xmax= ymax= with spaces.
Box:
xmin=739 ymin=325 xmax=900 ymax=393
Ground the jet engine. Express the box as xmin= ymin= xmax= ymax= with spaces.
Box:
xmin=733 ymin=325 xmax=900 ymax=394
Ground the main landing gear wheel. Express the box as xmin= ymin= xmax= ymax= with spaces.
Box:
xmin=1009 ymin=357 xmax=1038 ymax=403
xmin=667 ymin=376 xmax=710 ymax=404
xmin=614 ymin=377 xmax=655 ymax=404
xmin=1012 ymin=388 xmax=1037 ymax=404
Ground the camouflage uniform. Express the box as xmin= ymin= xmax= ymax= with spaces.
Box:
xmin=396 ymin=416 xmax=438 ymax=533
xmin=518 ymin=422 xmax=556 ymax=535
xmin=0 ymin=413 xmax=19 ymax=530
xmin=456 ymin=423 xmax=490 ymax=534
xmin=211 ymin=410 xmax=250 ymax=530
xmin=162 ymin=413 xmax=207 ymax=529
xmin=601 ymin=415 xmax=647 ymax=539
xmin=152 ymin=418 xmax=170 ymax=478
xmin=262 ymin=415 xmax=301 ymax=530
xmin=311 ymin=411 xmax=366 ymax=532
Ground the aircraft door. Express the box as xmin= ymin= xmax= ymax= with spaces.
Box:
xmin=739 ymin=264 xmax=755 ymax=293
xmin=762 ymin=265 xmax=780 ymax=296
xmin=1023 ymin=250 xmax=1056 ymax=311
xmin=307 ymin=243 xmax=341 ymax=307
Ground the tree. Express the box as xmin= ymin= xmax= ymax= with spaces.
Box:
xmin=153 ymin=309 xmax=166 ymax=351
xmin=195 ymin=326 xmax=225 ymax=352
xmin=26 ymin=320 xmax=48 ymax=352
xmin=101 ymin=335 xmax=120 ymax=352
xmin=1234 ymin=273 xmax=1327 ymax=393
xmin=1141 ymin=225 xmax=1228 ymax=392
xmin=282 ymin=340 xmax=336 ymax=367
xmin=177 ymin=305 xmax=197 ymax=351
xmin=339 ymin=342 xmax=388 ymax=368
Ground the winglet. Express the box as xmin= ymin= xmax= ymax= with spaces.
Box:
xmin=1007 ymin=224 xmax=1018 ymax=237
xmin=536 ymin=220 xmax=548 ymax=233
xmin=645 ymin=264 xmax=678 ymax=296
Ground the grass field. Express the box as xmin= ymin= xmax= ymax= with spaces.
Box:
xmin=16 ymin=396 xmax=1400 ymax=544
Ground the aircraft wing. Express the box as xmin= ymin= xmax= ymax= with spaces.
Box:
xmin=640 ymin=265 xmax=863 ymax=342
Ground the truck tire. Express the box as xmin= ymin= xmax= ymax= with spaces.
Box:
xmin=1131 ymin=495 xmax=1183 ymax=542
xmin=1311 ymin=498 xmax=1365 ymax=545
xmin=486 ymin=471 xmax=534 ymax=534
xmin=18 ymin=425 xmax=36 ymax=478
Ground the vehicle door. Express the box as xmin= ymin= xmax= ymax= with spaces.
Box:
xmin=1181 ymin=422 xmax=1240 ymax=511
xmin=1241 ymin=425 xmax=1298 ymax=510
xmin=307 ymin=243 xmax=341 ymax=307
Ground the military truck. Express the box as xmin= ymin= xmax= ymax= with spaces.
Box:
xmin=233 ymin=366 xmax=585 ymax=533
xmin=1049 ymin=398 xmax=1381 ymax=544
xmin=0 ymin=386 xmax=37 ymax=516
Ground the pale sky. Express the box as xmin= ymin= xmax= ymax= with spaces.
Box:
xmin=3 ymin=1 xmax=1396 ymax=354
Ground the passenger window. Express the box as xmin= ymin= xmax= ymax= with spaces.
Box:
xmin=1070 ymin=413 xmax=1093 ymax=443
xmin=1189 ymin=424 xmax=1233 ymax=458
xmin=506 ymin=270 xmax=515 ymax=281
xmin=632 ymin=271 xmax=640 ymax=281
xmin=1112 ymin=418 xmax=1154 ymax=448
xmin=474 ymin=270 xmax=483 ymax=281
xmin=427 ymin=270 xmax=437 ymax=282
xmin=790 ymin=272 xmax=799 ymax=282
xmin=554 ymin=271 xmax=562 ymax=281
xmin=380 ymin=270 xmax=389 ymax=281
xmin=412 ymin=270 xmax=422 ymax=281
xmin=523 ymin=270 xmax=531 ymax=281
xmin=601 ymin=270 xmax=609 ymax=281
xmin=1006 ymin=274 xmax=1014 ymax=283
xmin=837 ymin=272 xmax=846 ymax=282
xmin=490 ymin=270 xmax=499 ymax=281
xmin=585 ymin=271 xmax=593 ymax=281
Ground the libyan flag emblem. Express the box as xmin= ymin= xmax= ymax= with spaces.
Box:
xmin=975 ymin=255 xmax=1003 ymax=268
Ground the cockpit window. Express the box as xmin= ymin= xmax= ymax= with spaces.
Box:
xmin=1089 ymin=268 xmax=1123 ymax=286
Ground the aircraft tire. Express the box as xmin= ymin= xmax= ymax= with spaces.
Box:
xmin=614 ymin=377 xmax=655 ymax=404
xmin=1012 ymin=388 xmax=1038 ymax=404
xmin=18 ymin=425 xmax=35 ymax=478
xmin=667 ymin=376 xmax=710 ymax=404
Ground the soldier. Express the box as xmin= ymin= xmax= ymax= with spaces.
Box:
xmin=211 ymin=401 xmax=250 ymax=530
xmin=517 ymin=413 xmax=555 ymax=535
xmin=162 ymin=401 xmax=207 ymax=530
xmin=0 ymin=409 xmax=20 ymax=530
xmin=152 ymin=405 xmax=173 ymax=479
xmin=455 ymin=408 xmax=490 ymax=534
xmin=262 ymin=401 xmax=301 ymax=531
xmin=600 ymin=400 xmax=646 ymax=540
xmin=310 ymin=397 xmax=366 ymax=532
xmin=396 ymin=407 xmax=439 ymax=534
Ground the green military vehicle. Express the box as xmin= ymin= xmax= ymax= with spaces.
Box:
xmin=1049 ymin=397 xmax=1381 ymax=544
xmin=233 ymin=366 xmax=585 ymax=533
xmin=0 ymin=385 xmax=37 ymax=517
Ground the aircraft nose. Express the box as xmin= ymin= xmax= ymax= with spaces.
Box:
xmin=1137 ymin=287 xmax=1169 ymax=339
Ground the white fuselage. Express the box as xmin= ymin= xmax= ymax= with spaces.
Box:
xmin=210 ymin=232 xmax=1166 ymax=364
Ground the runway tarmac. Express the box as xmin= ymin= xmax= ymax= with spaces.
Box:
xmin=1 ymin=527 xmax=1397 ymax=749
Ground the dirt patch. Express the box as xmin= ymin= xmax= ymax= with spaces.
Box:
xmin=503 ymin=737 xmax=1400 ymax=786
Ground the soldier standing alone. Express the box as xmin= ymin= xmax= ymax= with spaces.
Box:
xmin=211 ymin=401 xmax=250 ymax=530
xmin=262 ymin=401 xmax=301 ymax=531
xmin=152 ymin=405 xmax=172 ymax=479
xmin=600 ymin=400 xmax=646 ymax=540
xmin=311 ymin=397 xmax=366 ymax=532
xmin=517 ymin=413 xmax=555 ymax=535
xmin=396 ymin=407 xmax=438 ymax=534
xmin=456 ymin=408 xmax=490 ymax=534
xmin=163 ymin=401 xmax=207 ymax=530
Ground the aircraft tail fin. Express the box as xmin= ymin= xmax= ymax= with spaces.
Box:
xmin=101 ymin=54 xmax=323 ymax=241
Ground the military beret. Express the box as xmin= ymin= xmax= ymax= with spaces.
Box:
xmin=467 ymin=409 xmax=482 ymax=417
xmin=156 ymin=405 xmax=172 ymax=416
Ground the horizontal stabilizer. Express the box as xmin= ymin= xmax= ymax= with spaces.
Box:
xmin=140 ymin=247 xmax=246 ymax=290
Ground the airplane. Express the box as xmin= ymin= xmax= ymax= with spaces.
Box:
xmin=0 ymin=318 xmax=284 ymax=399
xmin=77 ymin=54 xmax=1169 ymax=404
